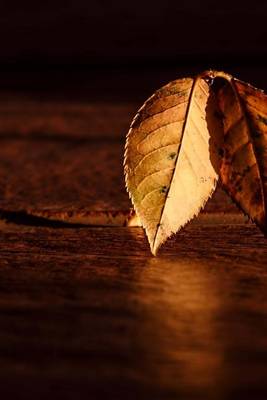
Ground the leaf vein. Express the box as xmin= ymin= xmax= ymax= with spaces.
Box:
xmin=136 ymin=167 xmax=174 ymax=190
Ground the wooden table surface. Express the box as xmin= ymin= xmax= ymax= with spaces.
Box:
xmin=0 ymin=94 xmax=267 ymax=399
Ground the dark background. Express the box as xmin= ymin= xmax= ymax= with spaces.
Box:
xmin=1 ymin=0 xmax=267 ymax=100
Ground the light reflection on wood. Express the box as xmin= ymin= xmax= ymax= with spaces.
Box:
xmin=128 ymin=257 xmax=225 ymax=397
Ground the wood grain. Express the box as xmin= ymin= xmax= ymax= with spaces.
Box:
xmin=0 ymin=97 xmax=136 ymax=138
xmin=0 ymin=99 xmax=240 ymax=224
xmin=0 ymin=221 xmax=267 ymax=399
xmin=0 ymin=99 xmax=266 ymax=399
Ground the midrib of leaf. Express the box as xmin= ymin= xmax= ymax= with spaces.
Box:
xmin=151 ymin=77 xmax=199 ymax=254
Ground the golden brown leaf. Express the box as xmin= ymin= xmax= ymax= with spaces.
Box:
xmin=124 ymin=75 xmax=220 ymax=255
xmin=211 ymin=71 xmax=267 ymax=232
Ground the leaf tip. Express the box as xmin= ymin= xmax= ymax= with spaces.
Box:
xmin=150 ymin=244 xmax=159 ymax=257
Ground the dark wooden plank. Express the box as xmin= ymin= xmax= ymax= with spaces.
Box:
xmin=0 ymin=222 xmax=266 ymax=399
xmin=0 ymin=92 xmax=266 ymax=400
xmin=0 ymin=139 xmax=130 ymax=212
xmin=0 ymin=97 xmax=136 ymax=138
xmin=0 ymin=132 xmax=239 ymax=222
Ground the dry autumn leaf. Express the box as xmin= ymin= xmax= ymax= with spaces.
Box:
xmin=124 ymin=74 xmax=222 ymax=255
xmin=210 ymin=71 xmax=267 ymax=232
xmin=124 ymin=70 xmax=267 ymax=255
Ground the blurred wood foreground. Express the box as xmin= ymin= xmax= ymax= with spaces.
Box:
xmin=0 ymin=87 xmax=267 ymax=400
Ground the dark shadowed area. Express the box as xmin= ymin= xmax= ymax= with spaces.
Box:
xmin=0 ymin=0 xmax=267 ymax=97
